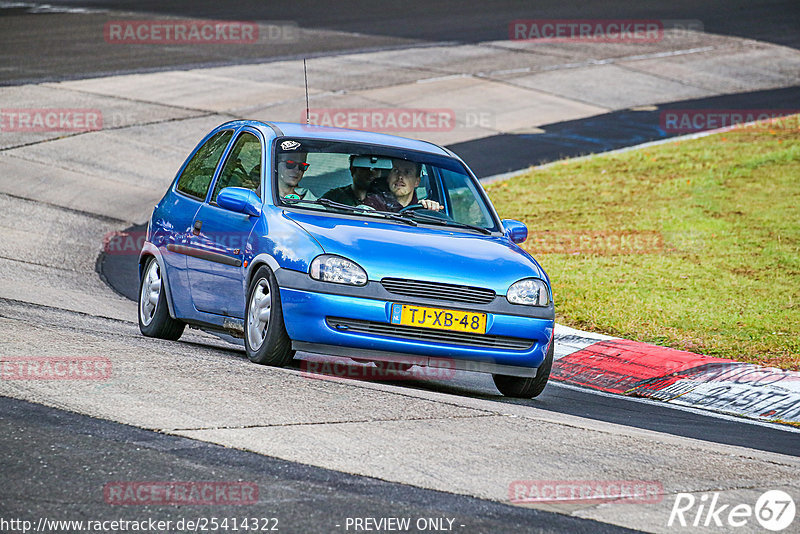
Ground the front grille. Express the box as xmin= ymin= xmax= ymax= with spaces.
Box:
xmin=381 ymin=278 xmax=496 ymax=305
xmin=326 ymin=317 xmax=533 ymax=351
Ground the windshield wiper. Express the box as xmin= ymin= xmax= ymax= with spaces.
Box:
xmin=371 ymin=209 xmax=418 ymax=226
xmin=282 ymin=197 xmax=417 ymax=226
xmin=402 ymin=210 xmax=492 ymax=235
xmin=289 ymin=197 xmax=366 ymax=212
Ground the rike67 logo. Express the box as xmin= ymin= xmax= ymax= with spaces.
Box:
xmin=668 ymin=490 xmax=795 ymax=531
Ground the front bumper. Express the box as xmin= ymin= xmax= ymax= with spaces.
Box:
xmin=276 ymin=270 xmax=554 ymax=373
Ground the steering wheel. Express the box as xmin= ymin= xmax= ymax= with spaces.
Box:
xmin=398 ymin=204 xmax=423 ymax=213
xmin=399 ymin=203 xmax=452 ymax=220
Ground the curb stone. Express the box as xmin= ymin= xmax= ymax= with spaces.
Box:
xmin=553 ymin=325 xmax=800 ymax=425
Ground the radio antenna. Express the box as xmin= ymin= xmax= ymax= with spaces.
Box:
xmin=303 ymin=58 xmax=310 ymax=125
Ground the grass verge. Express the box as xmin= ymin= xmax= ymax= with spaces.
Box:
xmin=486 ymin=118 xmax=800 ymax=370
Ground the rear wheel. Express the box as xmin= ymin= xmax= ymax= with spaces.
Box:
xmin=245 ymin=266 xmax=293 ymax=366
xmin=138 ymin=257 xmax=185 ymax=340
xmin=492 ymin=341 xmax=553 ymax=398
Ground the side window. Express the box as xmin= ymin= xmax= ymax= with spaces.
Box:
xmin=176 ymin=130 xmax=233 ymax=200
xmin=441 ymin=168 xmax=491 ymax=227
xmin=416 ymin=165 xmax=431 ymax=201
xmin=212 ymin=132 xmax=263 ymax=202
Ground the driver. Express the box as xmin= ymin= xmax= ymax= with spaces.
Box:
xmin=362 ymin=159 xmax=441 ymax=212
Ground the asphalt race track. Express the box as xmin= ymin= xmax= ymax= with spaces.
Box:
xmin=2 ymin=2 xmax=800 ymax=533
xmin=1 ymin=0 xmax=798 ymax=86
xmin=2 ymin=396 xmax=634 ymax=534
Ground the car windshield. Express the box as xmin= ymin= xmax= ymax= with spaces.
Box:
xmin=273 ymin=138 xmax=499 ymax=233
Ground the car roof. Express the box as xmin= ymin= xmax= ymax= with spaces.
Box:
xmin=220 ymin=120 xmax=454 ymax=157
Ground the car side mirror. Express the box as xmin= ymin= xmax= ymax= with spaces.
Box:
xmin=217 ymin=187 xmax=262 ymax=217
xmin=502 ymin=219 xmax=528 ymax=244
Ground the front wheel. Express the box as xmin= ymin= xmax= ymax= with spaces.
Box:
xmin=492 ymin=341 xmax=553 ymax=398
xmin=138 ymin=257 xmax=185 ymax=340
xmin=245 ymin=266 xmax=293 ymax=366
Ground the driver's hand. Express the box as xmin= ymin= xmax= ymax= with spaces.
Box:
xmin=420 ymin=199 xmax=442 ymax=211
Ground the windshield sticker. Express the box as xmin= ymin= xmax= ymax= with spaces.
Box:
xmin=281 ymin=140 xmax=301 ymax=151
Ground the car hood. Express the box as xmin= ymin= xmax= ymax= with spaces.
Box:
xmin=284 ymin=211 xmax=546 ymax=293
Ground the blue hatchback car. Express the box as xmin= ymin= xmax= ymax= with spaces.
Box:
xmin=138 ymin=120 xmax=554 ymax=398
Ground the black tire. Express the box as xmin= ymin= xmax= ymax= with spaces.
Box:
xmin=492 ymin=340 xmax=553 ymax=398
xmin=138 ymin=256 xmax=185 ymax=340
xmin=244 ymin=266 xmax=293 ymax=366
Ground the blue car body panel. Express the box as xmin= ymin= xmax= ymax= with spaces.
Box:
xmin=141 ymin=120 xmax=554 ymax=373
xmin=282 ymin=210 xmax=547 ymax=291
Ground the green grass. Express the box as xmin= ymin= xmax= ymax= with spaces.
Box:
xmin=486 ymin=121 xmax=800 ymax=370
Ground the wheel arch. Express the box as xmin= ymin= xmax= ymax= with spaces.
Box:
xmin=138 ymin=243 xmax=178 ymax=319
xmin=246 ymin=253 xmax=282 ymax=286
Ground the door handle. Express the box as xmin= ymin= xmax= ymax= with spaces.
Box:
xmin=192 ymin=220 xmax=202 ymax=235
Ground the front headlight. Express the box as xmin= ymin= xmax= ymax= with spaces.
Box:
xmin=506 ymin=278 xmax=549 ymax=306
xmin=309 ymin=254 xmax=368 ymax=286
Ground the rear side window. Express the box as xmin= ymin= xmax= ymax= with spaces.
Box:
xmin=176 ymin=130 xmax=233 ymax=200
xmin=212 ymin=132 xmax=262 ymax=202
